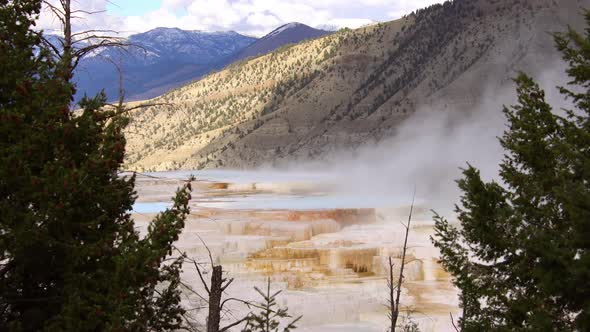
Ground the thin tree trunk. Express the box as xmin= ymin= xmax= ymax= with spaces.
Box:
xmin=392 ymin=193 xmax=415 ymax=331
xmin=389 ymin=256 xmax=395 ymax=332
xmin=265 ymin=279 xmax=271 ymax=332
xmin=61 ymin=0 xmax=73 ymax=80
xmin=63 ymin=0 xmax=71 ymax=52
xmin=207 ymin=265 xmax=223 ymax=332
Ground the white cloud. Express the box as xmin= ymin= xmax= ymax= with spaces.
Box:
xmin=325 ymin=18 xmax=378 ymax=29
xmin=39 ymin=0 xmax=445 ymax=37
xmin=38 ymin=0 xmax=124 ymax=35
xmin=386 ymin=0 xmax=445 ymax=18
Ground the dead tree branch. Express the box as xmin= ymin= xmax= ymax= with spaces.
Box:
xmin=388 ymin=256 xmax=396 ymax=332
xmin=388 ymin=188 xmax=416 ymax=332
xmin=42 ymin=0 xmax=130 ymax=74
xmin=177 ymin=239 xmax=250 ymax=332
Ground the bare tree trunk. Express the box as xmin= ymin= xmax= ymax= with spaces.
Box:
xmin=207 ymin=265 xmax=223 ymax=332
xmin=388 ymin=257 xmax=396 ymax=332
xmin=389 ymin=192 xmax=415 ymax=332
xmin=42 ymin=0 xmax=127 ymax=74
xmin=188 ymin=238 xmax=248 ymax=332
xmin=62 ymin=0 xmax=71 ymax=56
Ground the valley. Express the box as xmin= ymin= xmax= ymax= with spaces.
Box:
xmin=115 ymin=1 xmax=590 ymax=329
xmin=6 ymin=0 xmax=590 ymax=330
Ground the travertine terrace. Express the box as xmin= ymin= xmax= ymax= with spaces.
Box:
xmin=131 ymin=171 xmax=460 ymax=331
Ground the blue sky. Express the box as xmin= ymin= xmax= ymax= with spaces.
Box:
xmin=107 ymin=0 xmax=161 ymax=16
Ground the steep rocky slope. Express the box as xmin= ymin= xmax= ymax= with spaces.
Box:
xmin=123 ymin=0 xmax=588 ymax=171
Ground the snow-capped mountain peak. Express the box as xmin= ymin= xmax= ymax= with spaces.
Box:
xmin=234 ymin=22 xmax=331 ymax=61
xmin=73 ymin=27 xmax=257 ymax=101
xmin=265 ymin=22 xmax=304 ymax=39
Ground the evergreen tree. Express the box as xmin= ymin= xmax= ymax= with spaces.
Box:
xmin=242 ymin=279 xmax=301 ymax=332
xmin=431 ymin=11 xmax=590 ymax=331
xmin=0 ymin=1 xmax=191 ymax=330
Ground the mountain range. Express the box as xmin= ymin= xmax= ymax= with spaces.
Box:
xmin=73 ymin=23 xmax=330 ymax=101
xmin=121 ymin=0 xmax=589 ymax=171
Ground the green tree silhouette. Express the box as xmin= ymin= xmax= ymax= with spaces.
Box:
xmin=432 ymin=10 xmax=590 ymax=331
xmin=0 ymin=1 xmax=191 ymax=330
xmin=242 ymin=279 xmax=301 ymax=332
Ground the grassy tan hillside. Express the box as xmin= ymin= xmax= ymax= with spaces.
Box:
xmin=123 ymin=0 xmax=587 ymax=171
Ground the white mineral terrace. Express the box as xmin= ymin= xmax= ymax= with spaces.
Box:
xmin=130 ymin=170 xmax=460 ymax=331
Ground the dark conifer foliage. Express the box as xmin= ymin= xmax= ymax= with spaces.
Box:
xmin=0 ymin=1 xmax=191 ymax=330
xmin=431 ymin=10 xmax=590 ymax=331
xmin=241 ymin=278 xmax=301 ymax=332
